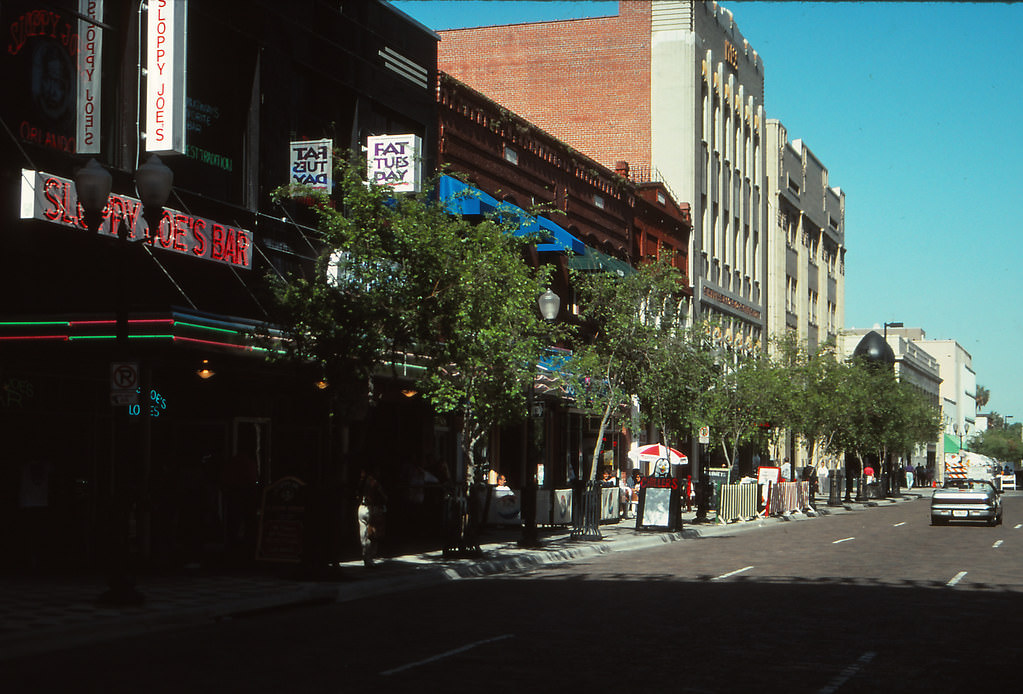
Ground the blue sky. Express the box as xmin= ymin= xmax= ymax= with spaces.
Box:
xmin=391 ymin=1 xmax=1023 ymax=419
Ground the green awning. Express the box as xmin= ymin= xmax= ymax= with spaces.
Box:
xmin=567 ymin=248 xmax=636 ymax=276
xmin=944 ymin=434 xmax=961 ymax=454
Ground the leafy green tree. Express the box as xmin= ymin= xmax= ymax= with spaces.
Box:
xmin=832 ymin=358 xmax=941 ymax=481
xmin=562 ymin=261 xmax=688 ymax=481
xmin=695 ymin=345 xmax=789 ymax=471
xmin=775 ymin=334 xmax=849 ymax=469
xmin=637 ymin=316 xmax=717 ymax=460
xmin=268 ymin=155 xmax=554 ymax=486
xmin=969 ymin=423 xmax=1023 ymax=464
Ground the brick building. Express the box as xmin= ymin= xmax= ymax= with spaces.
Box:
xmin=438 ymin=0 xmax=768 ymax=355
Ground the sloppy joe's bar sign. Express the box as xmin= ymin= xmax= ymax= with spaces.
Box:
xmin=20 ymin=169 xmax=252 ymax=270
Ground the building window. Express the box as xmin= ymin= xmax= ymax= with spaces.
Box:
xmin=503 ymin=146 xmax=518 ymax=165
xmin=593 ymin=194 xmax=604 ymax=209
xmin=786 ymin=276 xmax=797 ymax=313
xmin=808 ymin=290 xmax=819 ymax=325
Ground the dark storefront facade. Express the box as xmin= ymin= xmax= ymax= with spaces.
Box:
xmin=0 ymin=0 xmax=439 ymax=572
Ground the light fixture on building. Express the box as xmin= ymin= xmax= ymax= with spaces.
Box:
xmin=538 ymin=289 xmax=561 ymax=321
xmin=315 ymin=378 xmax=329 ymax=390
xmin=197 ymin=359 xmax=215 ymax=380
xmin=401 ymin=388 xmax=417 ymax=398
xmin=74 ymin=159 xmax=113 ymax=233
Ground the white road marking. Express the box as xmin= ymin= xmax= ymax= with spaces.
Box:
xmin=712 ymin=566 xmax=754 ymax=581
xmin=380 ymin=634 xmax=514 ymax=676
xmin=993 ymin=540 xmax=1004 ymax=548
xmin=832 ymin=537 xmax=855 ymax=544
xmin=947 ymin=571 xmax=967 ymax=586
xmin=817 ymin=651 xmax=876 ymax=694
xmin=1015 ymin=524 xmax=1022 ymax=529
xmin=893 ymin=522 xmax=906 ymax=527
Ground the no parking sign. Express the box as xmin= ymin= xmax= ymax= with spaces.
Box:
xmin=110 ymin=362 xmax=139 ymax=406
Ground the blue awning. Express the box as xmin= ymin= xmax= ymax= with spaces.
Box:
xmin=439 ymin=175 xmax=585 ymax=255
xmin=536 ymin=215 xmax=586 ymax=255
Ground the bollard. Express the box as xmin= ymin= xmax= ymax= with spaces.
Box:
xmin=828 ymin=469 xmax=844 ymax=507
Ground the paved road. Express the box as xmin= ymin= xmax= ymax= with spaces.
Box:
xmin=3 ymin=494 xmax=1020 ymax=693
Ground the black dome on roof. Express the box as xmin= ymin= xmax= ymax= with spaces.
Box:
xmin=853 ymin=330 xmax=895 ymax=367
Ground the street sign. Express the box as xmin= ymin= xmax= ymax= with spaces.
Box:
xmin=110 ymin=391 xmax=138 ymax=406
xmin=110 ymin=362 xmax=139 ymax=406
xmin=699 ymin=426 xmax=710 ymax=444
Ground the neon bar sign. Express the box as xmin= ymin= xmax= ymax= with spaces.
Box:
xmin=20 ymin=169 xmax=252 ymax=269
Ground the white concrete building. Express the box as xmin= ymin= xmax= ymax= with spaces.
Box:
xmin=765 ymin=121 xmax=845 ymax=349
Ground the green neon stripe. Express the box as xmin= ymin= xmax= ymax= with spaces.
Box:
xmin=68 ymin=334 xmax=176 ymax=341
xmin=0 ymin=321 xmax=70 ymax=327
xmin=176 ymin=321 xmax=239 ymax=335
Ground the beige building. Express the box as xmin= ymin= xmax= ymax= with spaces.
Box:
xmin=766 ymin=121 xmax=846 ymax=349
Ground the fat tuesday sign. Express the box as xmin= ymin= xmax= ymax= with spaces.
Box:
xmin=289 ymin=139 xmax=332 ymax=192
xmin=366 ymin=134 xmax=422 ymax=193
xmin=20 ymin=169 xmax=252 ymax=270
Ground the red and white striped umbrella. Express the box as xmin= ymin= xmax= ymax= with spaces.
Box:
xmin=632 ymin=443 xmax=688 ymax=466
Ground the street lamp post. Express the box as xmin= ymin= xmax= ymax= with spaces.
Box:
xmin=520 ymin=289 xmax=560 ymax=547
xmin=76 ymin=156 xmax=173 ymax=605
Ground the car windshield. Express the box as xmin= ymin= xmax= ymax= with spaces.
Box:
xmin=943 ymin=479 xmax=993 ymax=492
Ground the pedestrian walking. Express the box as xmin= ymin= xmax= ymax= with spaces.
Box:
xmin=905 ymin=463 xmax=915 ymax=489
xmin=357 ymin=469 xmax=388 ymax=567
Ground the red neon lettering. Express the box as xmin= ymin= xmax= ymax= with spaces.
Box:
xmin=172 ymin=214 xmax=189 ymax=251
xmin=192 ymin=218 xmax=207 ymax=256
xmin=222 ymin=228 xmax=237 ymax=264
xmin=235 ymin=232 xmax=249 ymax=267
xmin=41 ymin=177 xmax=64 ymax=221
xmin=210 ymin=224 xmax=225 ymax=259
xmin=61 ymin=182 xmax=79 ymax=226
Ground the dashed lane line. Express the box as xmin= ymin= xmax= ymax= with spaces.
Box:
xmin=893 ymin=522 xmax=906 ymax=527
xmin=380 ymin=634 xmax=514 ymax=676
xmin=712 ymin=566 xmax=754 ymax=581
xmin=947 ymin=571 xmax=968 ymax=586
xmin=832 ymin=537 xmax=855 ymax=544
xmin=993 ymin=540 xmax=1004 ymax=549
xmin=817 ymin=651 xmax=876 ymax=694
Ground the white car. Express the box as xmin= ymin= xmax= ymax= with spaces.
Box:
xmin=931 ymin=479 xmax=1003 ymax=526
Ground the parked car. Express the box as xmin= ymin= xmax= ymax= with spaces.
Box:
xmin=931 ymin=479 xmax=1003 ymax=526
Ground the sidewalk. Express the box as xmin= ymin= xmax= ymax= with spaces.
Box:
xmin=0 ymin=492 xmax=924 ymax=661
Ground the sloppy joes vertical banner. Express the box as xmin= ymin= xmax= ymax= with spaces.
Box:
xmin=76 ymin=0 xmax=103 ymax=154
xmin=20 ymin=169 xmax=253 ymax=270
xmin=146 ymin=0 xmax=187 ymax=155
